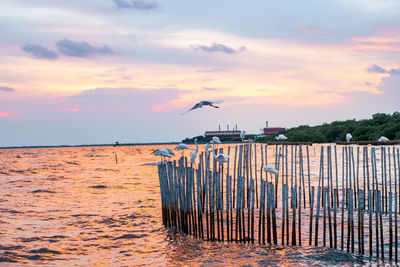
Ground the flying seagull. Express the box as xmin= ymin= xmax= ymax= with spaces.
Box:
xmin=182 ymin=100 xmax=224 ymax=114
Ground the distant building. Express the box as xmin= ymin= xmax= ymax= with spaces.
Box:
xmin=263 ymin=121 xmax=285 ymax=136
xmin=204 ymin=124 xmax=241 ymax=142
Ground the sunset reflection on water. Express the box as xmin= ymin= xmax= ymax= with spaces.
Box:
xmin=0 ymin=144 xmax=373 ymax=265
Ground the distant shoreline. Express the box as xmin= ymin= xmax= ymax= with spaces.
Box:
xmin=0 ymin=142 xmax=181 ymax=150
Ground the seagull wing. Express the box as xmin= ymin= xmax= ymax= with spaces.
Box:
xmin=181 ymin=102 xmax=202 ymax=115
xmin=202 ymin=100 xmax=224 ymax=108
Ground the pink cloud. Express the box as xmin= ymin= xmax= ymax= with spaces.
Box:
xmin=147 ymin=104 xmax=172 ymax=113
xmin=0 ymin=112 xmax=17 ymax=118
xmin=147 ymin=99 xmax=186 ymax=113
xmin=350 ymin=27 xmax=400 ymax=52
xmin=58 ymin=107 xmax=80 ymax=112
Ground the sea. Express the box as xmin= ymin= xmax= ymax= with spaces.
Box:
xmin=0 ymin=144 xmax=384 ymax=266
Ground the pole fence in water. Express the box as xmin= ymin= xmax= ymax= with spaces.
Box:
xmin=157 ymin=143 xmax=400 ymax=262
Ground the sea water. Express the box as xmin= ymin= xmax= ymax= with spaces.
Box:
xmin=0 ymin=145 xmax=381 ymax=265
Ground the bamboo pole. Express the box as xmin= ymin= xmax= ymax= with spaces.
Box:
xmin=298 ymin=185 xmax=302 ymax=246
xmin=259 ymin=179 xmax=265 ymax=244
xmin=390 ymin=191 xmax=393 ymax=261
xmin=307 ymin=145 xmax=311 ymax=205
xmin=368 ymin=190 xmax=372 ymax=257
xmin=333 ymin=188 xmax=337 ymax=249
xmin=292 ymin=186 xmax=297 ymax=246
xmin=309 ymin=186 xmax=315 ymax=246
xmin=271 ymin=183 xmax=277 ymax=245
xmin=394 ymin=148 xmax=398 ymax=261
xmin=282 ymin=184 xmax=287 ymax=245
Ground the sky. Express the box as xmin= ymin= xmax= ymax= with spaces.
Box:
xmin=1 ymin=0 xmax=400 ymax=146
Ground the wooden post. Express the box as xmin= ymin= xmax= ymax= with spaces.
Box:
xmin=271 ymin=183 xmax=277 ymax=245
xmin=315 ymin=149 xmax=323 ymax=247
xmin=292 ymin=186 xmax=297 ymax=246
xmin=298 ymin=185 xmax=302 ymax=246
xmin=389 ymin=191 xmax=393 ymax=261
xmin=395 ymin=148 xmax=399 ymax=261
xmin=357 ymin=189 xmax=363 ymax=255
xmin=327 ymin=187 xmax=333 ymax=248
xmin=255 ymin=144 xmax=258 ymax=209
xmin=282 ymin=184 xmax=287 ymax=245
xmin=233 ymin=145 xmax=238 ymax=209
xmin=250 ymin=178 xmax=255 ymax=244
xmin=307 ymin=145 xmax=311 ymax=205
xmin=309 ymin=186 xmax=315 ymax=246
xmin=378 ymin=190 xmax=384 ymax=259
xmin=259 ymin=179 xmax=265 ymax=244
xmin=368 ymin=190 xmax=372 ymax=257
xmin=267 ymin=182 xmax=271 ymax=244
xmin=262 ymin=180 xmax=266 ymax=245
xmin=333 ymin=188 xmax=337 ymax=249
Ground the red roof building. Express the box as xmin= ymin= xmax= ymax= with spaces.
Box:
xmin=263 ymin=127 xmax=285 ymax=136
xmin=262 ymin=121 xmax=285 ymax=136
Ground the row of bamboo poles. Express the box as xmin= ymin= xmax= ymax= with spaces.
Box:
xmin=157 ymin=144 xmax=400 ymax=261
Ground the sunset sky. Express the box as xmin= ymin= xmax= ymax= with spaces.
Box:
xmin=1 ymin=0 xmax=400 ymax=146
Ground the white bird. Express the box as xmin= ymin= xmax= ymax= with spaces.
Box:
xmin=211 ymin=136 xmax=222 ymax=151
xmin=212 ymin=141 xmax=229 ymax=163
xmin=175 ymin=143 xmax=190 ymax=151
xmin=175 ymin=142 xmax=190 ymax=156
xmin=190 ymin=139 xmax=199 ymax=165
xmin=275 ymin=134 xmax=288 ymax=141
xmin=378 ymin=136 xmax=389 ymax=142
xmin=165 ymin=147 xmax=175 ymax=155
xmin=264 ymin=165 xmax=279 ymax=174
xmin=154 ymin=148 xmax=172 ymax=162
xmin=240 ymin=131 xmax=246 ymax=142
xmin=212 ymin=136 xmax=221 ymax=144
xmin=346 ymin=133 xmax=352 ymax=143
xmin=182 ymin=100 xmax=224 ymax=114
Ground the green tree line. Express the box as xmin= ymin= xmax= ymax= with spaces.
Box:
xmin=259 ymin=112 xmax=400 ymax=143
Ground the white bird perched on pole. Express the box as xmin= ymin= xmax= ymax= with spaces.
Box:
xmin=264 ymin=165 xmax=279 ymax=174
xmin=212 ymin=136 xmax=221 ymax=144
xmin=190 ymin=139 xmax=198 ymax=165
xmin=275 ymin=134 xmax=288 ymax=141
xmin=175 ymin=143 xmax=189 ymax=151
xmin=175 ymin=142 xmax=190 ymax=156
xmin=154 ymin=148 xmax=172 ymax=163
xmin=165 ymin=147 xmax=175 ymax=155
xmin=346 ymin=133 xmax=352 ymax=143
xmin=181 ymin=100 xmax=224 ymax=114
xmin=211 ymin=136 xmax=222 ymax=150
xmin=212 ymin=141 xmax=229 ymax=163
xmin=240 ymin=131 xmax=246 ymax=142
xmin=264 ymin=165 xmax=278 ymax=182
xmin=378 ymin=136 xmax=389 ymax=142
